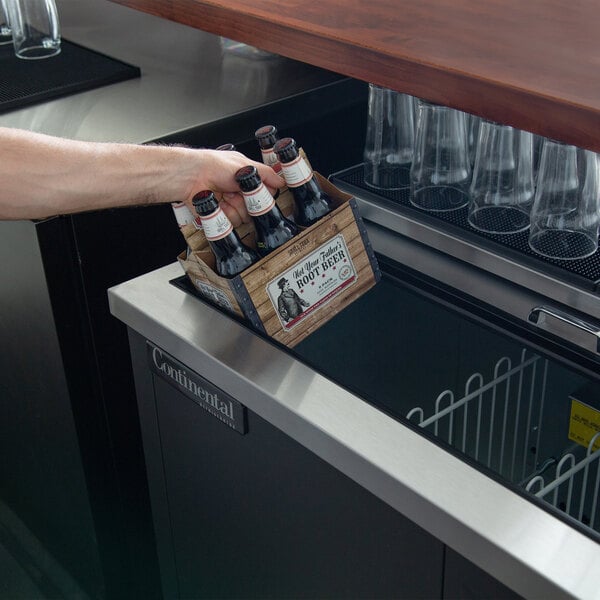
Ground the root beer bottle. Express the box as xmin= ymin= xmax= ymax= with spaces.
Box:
xmin=273 ymin=137 xmax=333 ymax=227
xmin=255 ymin=125 xmax=281 ymax=172
xmin=171 ymin=201 xmax=205 ymax=252
xmin=235 ymin=165 xmax=298 ymax=256
xmin=171 ymin=201 xmax=202 ymax=236
xmin=192 ymin=190 xmax=259 ymax=278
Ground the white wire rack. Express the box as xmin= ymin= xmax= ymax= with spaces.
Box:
xmin=406 ymin=349 xmax=600 ymax=535
xmin=407 ymin=348 xmax=548 ymax=483
xmin=526 ymin=433 xmax=600 ymax=533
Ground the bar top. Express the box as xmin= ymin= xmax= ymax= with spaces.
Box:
xmin=108 ymin=0 xmax=600 ymax=152
xmin=0 ymin=0 xmax=342 ymax=143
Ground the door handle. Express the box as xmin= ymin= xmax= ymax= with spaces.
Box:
xmin=528 ymin=305 xmax=600 ymax=354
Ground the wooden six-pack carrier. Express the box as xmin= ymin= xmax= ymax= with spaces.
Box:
xmin=178 ymin=173 xmax=380 ymax=347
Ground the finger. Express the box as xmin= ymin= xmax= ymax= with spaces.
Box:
xmin=255 ymin=163 xmax=285 ymax=190
xmin=221 ymin=192 xmax=248 ymax=219
xmin=220 ymin=193 xmax=249 ymax=227
xmin=219 ymin=200 xmax=243 ymax=228
xmin=266 ymin=185 xmax=280 ymax=198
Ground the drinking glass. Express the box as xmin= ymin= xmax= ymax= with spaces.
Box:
xmin=410 ymin=100 xmax=471 ymax=211
xmin=0 ymin=0 xmax=11 ymax=45
xmin=7 ymin=0 xmax=60 ymax=59
xmin=468 ymin=121 xmax=535 ymax=234
xmin=363 ymin=84 xmax=415 ymax=191
xmin=528 ymin=140 xmax=600 ymax=260
xmin=466 ymin=113 xmax=481 ymax=166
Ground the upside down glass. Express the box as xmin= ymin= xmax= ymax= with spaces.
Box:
xmin=0 ymin=0 xmax=11 ymax=45
xmin=528 ymin=140 xmax=599 ymax=260
xmin=363 ymin=84 xmax=415 ymax=191
xmin=466 ymin=113 xmax=482 ymax=166
xmin=410 ymin=101 xmax=471 ymax=212
xmin=7 ymin=0 xmax=60 ymax=59
xmin=468 ymin=121 xmax=535 ymax=234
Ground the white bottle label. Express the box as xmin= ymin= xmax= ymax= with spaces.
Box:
xmin=261 ymin=148 xmax=281 ymax=172
xmin=281 ymin=156 xmax=313 ymax=187
xmin=172 ymin=202 xmax=202 ymax=229
xmin=200 ymin=206 xmax=234 ymax=241
xmin=242 ymin=183 xmax=276 ymax=217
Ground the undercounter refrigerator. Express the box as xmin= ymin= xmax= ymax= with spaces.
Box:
xmin=109 ymin=160 xmax=600 ymax=599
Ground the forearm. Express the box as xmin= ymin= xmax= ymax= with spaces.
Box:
xmin=0 ymin=127 xmax=197 ymax=220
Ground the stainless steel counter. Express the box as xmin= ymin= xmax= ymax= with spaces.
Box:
xmin=0 ymin=0 xmax=341 ymax=143
xmin=108 ymin=223 xmax=600 ymax=600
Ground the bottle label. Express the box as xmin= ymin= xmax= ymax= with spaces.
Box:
xmin=242 ymin=183 xmax=276 ymax=217
xmin=200 ymin=205 xmax=234 ymax=241
xmin=266 ymin=233 xmax=357 ymax=331
xmin=172 ymin=202 xmax=202 ymax=229
xmin=280 ymin=156 xmax=313 ymax=187
xmin=261 ymin=148 xmax=282 ymax=173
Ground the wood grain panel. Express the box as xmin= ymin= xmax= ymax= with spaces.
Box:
xmin=109 ymin=0 xmax=600 ymax=151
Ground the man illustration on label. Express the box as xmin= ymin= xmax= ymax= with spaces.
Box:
xmin=277 ymin=277 xmax=309 ymax=322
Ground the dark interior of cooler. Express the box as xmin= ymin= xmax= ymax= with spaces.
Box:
xmin=297 ymin=256 xmax=600 ymax=542
xmin=172 ymin=246 xmax=600 ymax=544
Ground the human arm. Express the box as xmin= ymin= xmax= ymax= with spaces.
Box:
xmin=0 ymin=127 xmax=284 ymax=225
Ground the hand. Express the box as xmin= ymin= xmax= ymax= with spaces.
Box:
xmin=187 ymin=149 xmax=285 ymax=227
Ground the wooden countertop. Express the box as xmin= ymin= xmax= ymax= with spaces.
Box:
xmin=108 ymin=0 xmax=600 ymax=152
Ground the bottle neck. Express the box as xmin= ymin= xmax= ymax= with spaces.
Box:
xmin=280 ymin=155 xmax=314 ymax=188
xmin=199 ymin=204 xmax=236 ymax=242
xmin=241 ymin=182 xmax=276 ymax=217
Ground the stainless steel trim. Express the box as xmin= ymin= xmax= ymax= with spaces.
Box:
xmin=341 ymin=190 xmax=600 ymax=322
xmin=528 ymin=306 xmax=600 ymax=354
xmin=365 ymin=221 xmax=600 ymax=360
xmin=109 ymin=257 xmax=600 ymax=600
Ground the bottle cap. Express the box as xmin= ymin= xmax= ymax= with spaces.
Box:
xmin=273 ymin=137 xmax=298 ymax=163
xmin=192 ymin=190 xmax=218 ymax=215
xmin=255 ymin=125 xmax=278 ymax=148
xmin=235 ymin=165 xmax=262 ymax=192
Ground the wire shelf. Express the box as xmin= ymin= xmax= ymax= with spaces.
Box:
xmin=526 ymin=434 xmax=600 ymax=533
xmin=407 ymin=349 xmax=600 ymax=535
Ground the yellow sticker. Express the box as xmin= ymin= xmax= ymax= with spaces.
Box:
xmin=569 ymin=398 xmax=600 ymax=451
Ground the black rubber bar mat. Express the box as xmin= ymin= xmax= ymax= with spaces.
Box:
xmin=0 ymin=38 xmax=140 ymax=113
xmin=331 ymin=164 xmax=600 ymax=293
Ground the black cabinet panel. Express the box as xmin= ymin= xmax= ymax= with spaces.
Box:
xmin=443 ymin=548 xmax=523 ymax=600
xmin=150 ymin=365 xmax=444 ymax=599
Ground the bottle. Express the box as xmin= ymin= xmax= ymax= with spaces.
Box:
xmin=171 ymin=201 xmax=202 ymax=236
xmin=192 ymin=190 xmax=259 ymax=278
xmin=235 ymin=165 xmax=298 ymax=256
xmin=170 ymin=201 xmax=205 ymax=251
xmin=255 ymin=125 xmax=281 ymax=172
xmin=273 ymin=137 xmax=333 ymax=227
